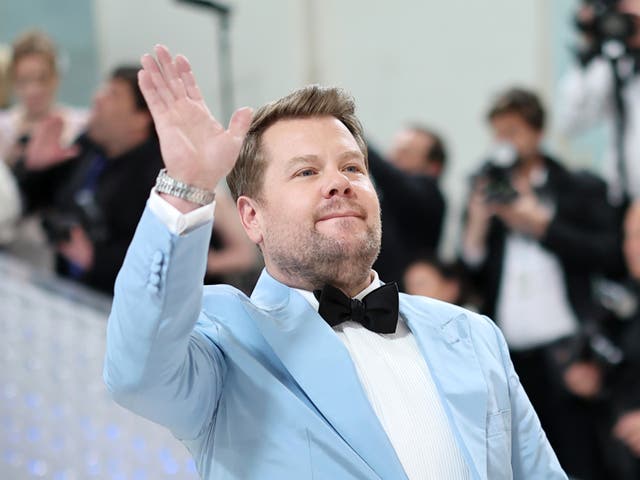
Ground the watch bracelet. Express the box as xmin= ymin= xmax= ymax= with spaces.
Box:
xmin=155 ymin=168 xmax=216 ymax=206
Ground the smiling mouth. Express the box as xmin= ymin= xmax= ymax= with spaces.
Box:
xmin=317 ymin=212 xmax=363 ymax=222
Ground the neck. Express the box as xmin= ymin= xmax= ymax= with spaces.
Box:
xmin=516 ymin=152 xmax=544 ymax=178
xmin=332 ymin=271 xmax=375 ymax=297
xmin=266 ymin=262 xmax=374 ymax=298
xmin=22 ymin=105 xmax=54 ymax=125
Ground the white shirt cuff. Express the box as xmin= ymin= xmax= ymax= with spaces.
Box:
xmin=148 ymin=189 xmax=215 ymax=235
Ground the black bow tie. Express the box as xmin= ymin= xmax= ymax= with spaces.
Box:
xmin=313 ymin=283 xmax=399 ymax=334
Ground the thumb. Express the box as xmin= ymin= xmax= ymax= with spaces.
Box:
xmin=60 ymin=144 xmax=81 ymax=160
xmin=228 ymin=106 xmax=253 ymax=139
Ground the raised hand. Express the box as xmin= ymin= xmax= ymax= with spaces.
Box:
xmin=24 ymin=114 xmax=80 ymax=170
xmin=139 ymin=45 xmax=252 ymax=192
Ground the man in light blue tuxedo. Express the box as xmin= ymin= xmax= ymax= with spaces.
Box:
xmin=103 ymin=45 xmax=567 ymax=479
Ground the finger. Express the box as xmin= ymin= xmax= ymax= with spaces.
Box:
xmin=46 ymin=114 xmax=64 ymax=130
xmin=615 ymin=417 xmax=634 ymax=438
xmin=228 ymin=107 xmax=253 ymax=139
xmin=513 ymin=175 xmax=532 ymax=195
xmin=60 ymin=145 xmax=81 ymax=160
xmin=175 ymin=54 xmax=203 ymax=102
xmin=141 ymin=53 xmax=174 ymax=106
xmin=155 ymin=44 xmax=187 ymax=99
xmin=38 ymin=115 xmax=63 ymax=139
xmin=138 ymin=69 xmax=167 ymax=116
xmin=618 ymin=413 xmax=640 ymax=438
xmin=626 ymin=428 xmax=640 ymax=446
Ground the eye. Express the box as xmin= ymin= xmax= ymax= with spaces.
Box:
xmin=344 ymin=164 xmax=364 ymax=174
xmin=296 ymin=168 xmax=316 ymax=177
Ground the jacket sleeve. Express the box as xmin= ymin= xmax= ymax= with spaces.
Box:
xmin=488 ymin=320 xmax=568 ymax=479
xmin=103 ymin=205 xmax=227 ymax=440
xmin=540 ymin=173 xmax=625 ymax=276
xmin=368 ymin=146 xmax=445 ymax=249
xmin=557 ymin=59 xmax=614 ymax=136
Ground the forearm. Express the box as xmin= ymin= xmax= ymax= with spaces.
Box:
xmin=541 ymin=217 xmax=624 ymax=274
xmin=104 ymin=206 xmax=223 ymax=438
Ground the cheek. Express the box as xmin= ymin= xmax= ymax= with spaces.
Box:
xmin=356 ymin=180 xmax=380 ymax=204
xmin=624 ymin=238 xmax=640 ymax=268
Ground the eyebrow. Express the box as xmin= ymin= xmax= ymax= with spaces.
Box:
xmin=285 ymin=150 xmax=364 ymax=168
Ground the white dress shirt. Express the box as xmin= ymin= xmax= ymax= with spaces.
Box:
xmin=558 ymin=58 xmax=640 ymax=200
xmin=496 ymin=233 xmax=579 ymax=350
xmin=296 ymin=280 xmax=469 ymax=480
xmin=148 ymin=190 xmax=470 ymax=479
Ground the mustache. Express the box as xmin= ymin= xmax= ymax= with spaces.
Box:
xmin=314 ymin=199 xmax=367 ymax=221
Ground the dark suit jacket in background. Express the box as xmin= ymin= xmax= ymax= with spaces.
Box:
xmin=461 ymin=155 xmax=625 ymax=321
xmin=15 ymin=133 xmax=163 ymax=294
xmin=367 ymin=146 xmax=445 ymax=286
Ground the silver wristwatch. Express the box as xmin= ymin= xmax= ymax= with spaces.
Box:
xmin=154 ymin=169 xmax=216 ymax=206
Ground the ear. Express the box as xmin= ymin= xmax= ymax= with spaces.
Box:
xmin=237 ymin=195 xmax=263 ymax=245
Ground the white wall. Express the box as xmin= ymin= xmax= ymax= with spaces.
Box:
xmin=93 ymin=0 xmax=223 ymax=114
xmin=93 ymin=0 xmax=552 ymax=256
xmin=305 ymin=0 xmax=552 ymax=255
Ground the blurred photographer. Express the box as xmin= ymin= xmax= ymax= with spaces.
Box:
xmin=461 ymin=87 xmax=624 ymax=479
xmin=14 ymin=66 xmax=163 ymax=294
xmin=558 ymin=0 xmax=640 ymax=202
xmin=368 ymin=126 xmax=446 ymax=285
xmin=577 ymin=200 xmax=640 ymax=478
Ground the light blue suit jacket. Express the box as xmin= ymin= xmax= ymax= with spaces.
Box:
xmin=104 ymin=207 xmax=567 ymax=479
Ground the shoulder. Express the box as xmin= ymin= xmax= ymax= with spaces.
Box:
xmin=59 ymin=105 xmax=89 ymax=137
xmin=58 ymin=104 xmax=89 ymax=123
xmin=201 ymin=284 xmax=254 ymax=319
xmin=400 ymin=294 xmax=509 ymax=370
xmin=547 ymin=156 xmax=607 ymax=195
xmin=400 ymin=293 xmax=499 ymax=338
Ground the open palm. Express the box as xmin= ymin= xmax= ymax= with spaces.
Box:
xmin=139 ymin=45 xmax=252 ymax=190
xmin=25 ymin=114 xmax=80 ymax=170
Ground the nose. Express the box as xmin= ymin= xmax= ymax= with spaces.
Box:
xmin=322 ymin=169 xmax=353 ymax=199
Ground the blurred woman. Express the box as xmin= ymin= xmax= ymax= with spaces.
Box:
xmin=0 ymin=30 xmax=87 ymax=264
xmin=0 ymin=30 xmax=87 ymax=166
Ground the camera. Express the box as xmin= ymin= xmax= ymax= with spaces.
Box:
xmin=41 ymin=189 xmax=109 ymax=245
xmin=575 ymin=0 xmax=637 ymax=58
xmin=474 ymin=143 xmax=520 ymax=205
xmin=568 ymin=278 xmax=638 ymax=370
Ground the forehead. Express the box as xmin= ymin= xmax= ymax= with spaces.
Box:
xmin=394 ymin=129 xmax=432 ymax=149
xmin=490 ymin=112 xmax=534 ymax=131
xmin=407 ymin=261 xmax=440 ymax=277
xmin=262 ymin=116 xmax=361 ymax=163
xmin=105 ymin=78 xmax=137 ymax=108
xmin=14 ymin=53 xmax=54 ymax=76
xmin=109 ymin=77 xmax=133 ymax=95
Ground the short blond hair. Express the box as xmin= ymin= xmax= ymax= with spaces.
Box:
xmin=227 ymin=85 xmax=368 ymax=202
xmin=9 ymin=30 xmax=58 ymax=78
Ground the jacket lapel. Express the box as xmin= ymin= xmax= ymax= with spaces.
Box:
xmin=250 ymin=270 xmax=408 ymax=480
xmin=400 ymin=297 xmax=488 ymax=480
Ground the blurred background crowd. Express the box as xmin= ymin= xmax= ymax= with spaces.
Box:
xmin=4 ymin=0 xmax=640 ymax=479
